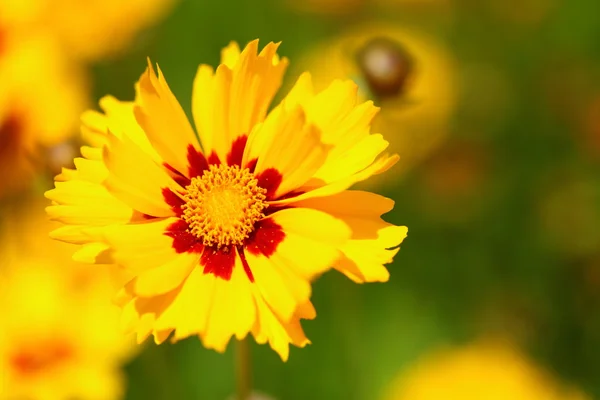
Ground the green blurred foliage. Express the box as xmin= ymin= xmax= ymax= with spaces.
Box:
xmin=89 ymin=0 xmax=600 ymax=398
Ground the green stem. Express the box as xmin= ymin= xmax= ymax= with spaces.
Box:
xmin=236 ymin=338 xmax=252 ymax=400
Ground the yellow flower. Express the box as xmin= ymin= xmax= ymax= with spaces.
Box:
xmin=295 ymin=24 xmax=457 ymax=189
xmin=0 ymin=27 xmax=87 ymax=197
xmin=46 ymin=40 xmax=407 ymax=360
xmin=0 ymin=203 xmax=135 ymax=400
xmin=382 ymin=341 xmax=591 ymax=400
xmin=0 ymin=0 xmax=177 ymax=61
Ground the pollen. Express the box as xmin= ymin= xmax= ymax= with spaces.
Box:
xmin=182 ymin=164 xmax=267 ymax=248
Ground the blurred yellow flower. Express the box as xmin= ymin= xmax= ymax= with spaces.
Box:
xmin=0 ymin=27 xmax=87 ymax=197
xmin=0 ymin=0 xmax=177 ymax=61
xmin=0 ymin=204 xmax=135 ymax=400
xmin=296 ymin=24 xmax=457 ymax=189
xmin=46 ymin=39 xmax=407 ymax=360
xmin=382 ymin=341 xmax=591 ymax=400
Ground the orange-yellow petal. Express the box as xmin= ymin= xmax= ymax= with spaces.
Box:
xmin=99 ymin=217 xmax=181 ymax=275
xmin=192 ymin=40 xmax=288 ymax=161
xmin=293 ymin=190 xmax=407 ymax=282
xmin=134 ymin=60 xmax=200 ymax=175
xmin=250 ymin=106 xmax=329 ymax=198
xmin=268 ymin=207 xmax=351 ymax=279
xmin=201 ymin=257 xmax=256 ymax=352
xmin=134 ymin=252 xmax=198 ymax=297
xmin=103 ymin=133 xmax=181 ymax=217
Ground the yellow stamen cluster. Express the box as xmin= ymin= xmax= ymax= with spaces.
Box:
xmin=182 ymin=164 xmax=267 ymax=248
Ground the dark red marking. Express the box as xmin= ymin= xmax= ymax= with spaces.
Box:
xmin=255 ymin=168 xmax=283 ymax=200
xmin=245 ymin=158 xmax=258 ymax=173
xmin=201 ymin=246 xmax=236 ymax=281
xmin=236 ymin=246 xmax=255 ymax=282
xmin=207 ymin=152 xmax=221 ymax=165
xmin=244 ymin=219 xmax=285 ymax=257
xmin=227 ymin=135 xmax=248 ymax=167
xmin=164 ymin=162 xmax=190 ymax=187
xmin=11 ymin=341 xmax=72 ymax=376
xmin=165 ymin=219 xmax=204 ymax=254
xmin=187 ymin=144 xmax=209 ymax=179
xmin=0 ymin=113 xmax=22 ymax=159
xmin=162 ymin=188 xmax=185 ymax=217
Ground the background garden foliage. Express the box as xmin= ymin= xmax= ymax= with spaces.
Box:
xmin=2 ymin=0 xmax=600 ymax=398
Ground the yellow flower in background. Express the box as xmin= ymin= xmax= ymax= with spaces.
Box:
xmin=296 ymin=24 xmax=457 ymax=189
xmin=0 ymin=0 xmax=177 ymax=61
xmin=382 ymin=341 xmax=591 ymax=400
xmin=46 ymin=40 xmax=407 ymax=360
xmin=0 ymin=27 xmax=87 ymax=197
xmin=0 ymin=203 xmax=135 ymax=400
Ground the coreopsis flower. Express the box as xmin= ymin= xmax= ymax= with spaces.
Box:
xmin=295 ymin=24 xmax=457 ymax=188
xmin=0 ymin=0 xmax=176 ymax=61
xmin=0 ymin=26 xmax=87 ymax=197
xmin=46 ymin=40 xmax=407 ymax=360
xmin=382 ymin=341 xmax=591 ymax=400
xmin=0 ymin=205 xmax=135 ymax=400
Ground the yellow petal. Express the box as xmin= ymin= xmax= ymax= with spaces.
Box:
xmin=278 ymin=74 xmax=395 ymax=192
xmin=81 ymin=95 xmax=160 ymax=161
xmin=134 ymin=60 xmax=200 ymax=175
xmin=201 ymin=257 xmax=256 ymax=351
xmin=192 ymin=40 xmax=289 ymax=161
xmin=155 ymin=267 xmax=216 ymax=339
xmin=220 ymin=41 xmax=241 ymax=68
xmin=251 ymin=290 xmax=311 ymax=362
xmin=251 ymin=106 xmax=329 ymax=198
xmin=103 ymin=133 xmax=181 ymax=217
xmin=244 ymin=251 xmax=298 ymax=322
xmin=293 ymin=190 xmax=407 ymax=283
xmin=46 ymin=180 xmax=134 ymax=228
xmin=134 ymin=252 xmax=198 ymax=297
xmin=267 ymin=207 xmax=351 ymax=279
xmin=270 ymin=153 xmax=398 ymax=205
xmin=100 ymin=217 xmax=181 ymax=275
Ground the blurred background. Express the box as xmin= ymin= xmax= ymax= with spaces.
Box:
xmin=1 ymin=0 xmax=600 ymax=398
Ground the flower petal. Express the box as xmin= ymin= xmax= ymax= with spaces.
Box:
xmin=134 ymin=60 xmax=201 ymax=175
xmin=293 ymin=191 xmax=407 ymax=282
xmin=262 ymin=207 xmax=351 ymax=279
xmin=201 ymin=256 xmax=256 ymax=352
xmin=251 ymin=293 xmax=311 ymax=362
xmin=192 ymin=40 xmax=288 ymax=162
xmin=81 ymin=95 xmax=160 ymax=161
xmin=244 ymin=251 xmax=299 ymax=322
xmin=250 ymin=106 xmax=329 ymax=199
xmin=274 ymin=74 xmax=396 ymax=194
xmin=100 ymin=218 xmax=182 ymax=275
xmin=103 ymin=133 xmax=181 ymax=217
xmin=154 ymin=267 xmax=216 ymax=340
xmin=269 ymin=153 xmax=398 ymax=205
xmin=134 ymin=252 xmax=198 ymax=297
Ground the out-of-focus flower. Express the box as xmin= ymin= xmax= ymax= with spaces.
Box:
xmin=0 ymin=0 xmax=177 ymax=61
xmin=0 ymin=26 xmax=87 ymax=197
xmin=0 ymin=203 xmax=135 ymax=400
xmin=296 ymin=24 xmax=457 ymax=189
xmin=382 ymin=340 xmax=591 ymax=400
xmin=46 ymin=40 xmax=407 ymax=361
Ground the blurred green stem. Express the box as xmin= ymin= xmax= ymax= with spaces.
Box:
xmin=236 ymin=338 xmax=252 ymax=400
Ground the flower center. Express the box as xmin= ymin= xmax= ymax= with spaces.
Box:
xmin=182 ymin=164 xmax=267 ymax=248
